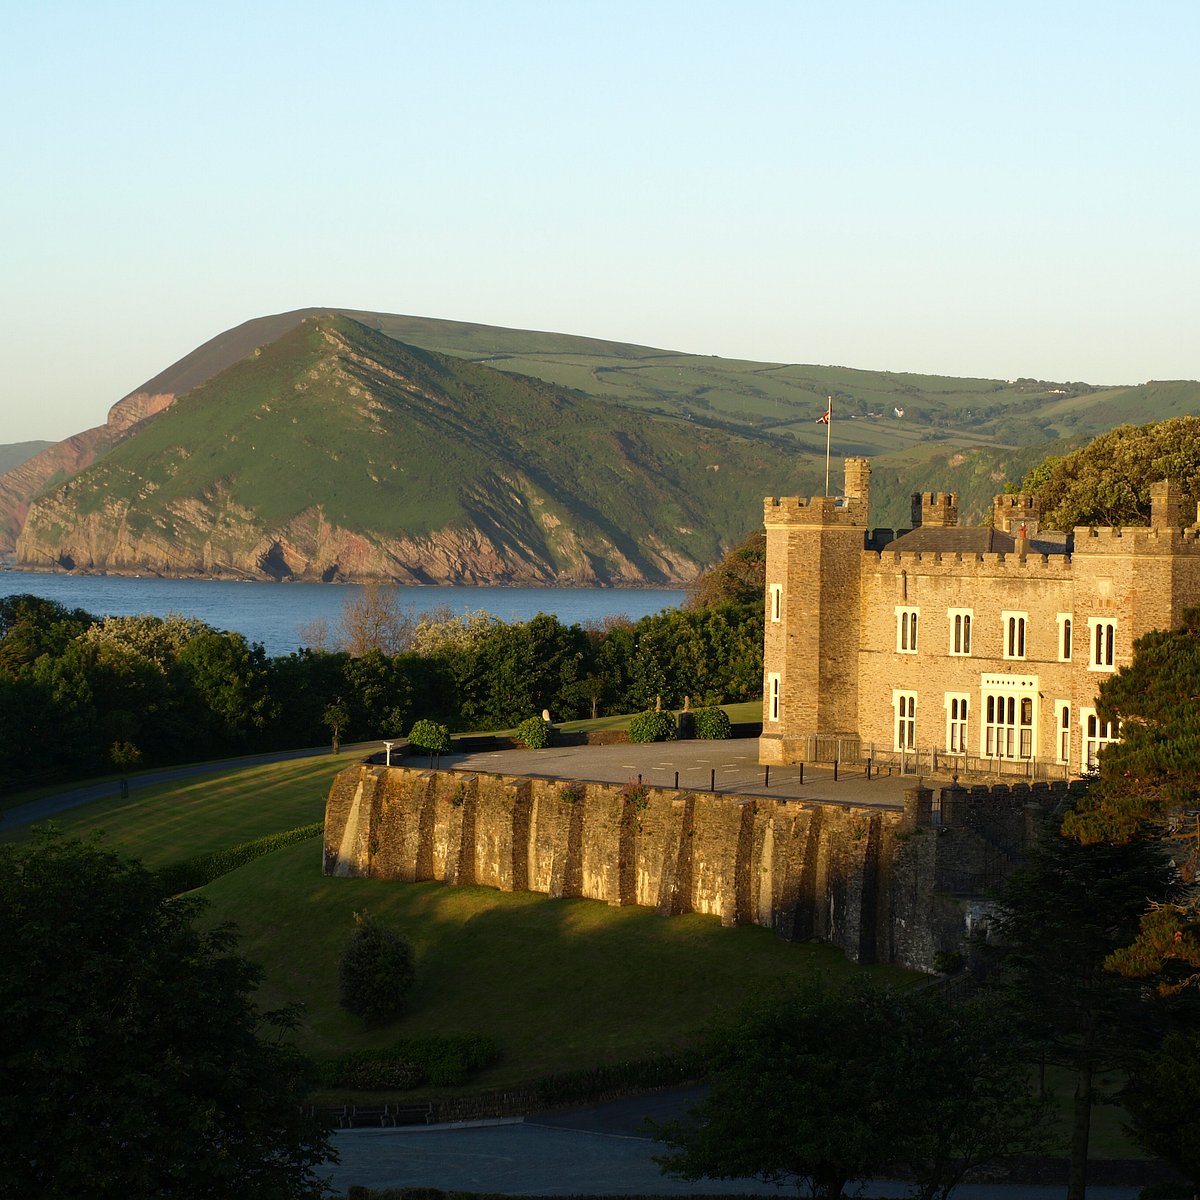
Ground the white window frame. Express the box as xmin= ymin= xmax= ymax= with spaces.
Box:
xmin=767 ymin=672 xmax=781 ymax=722
xmin=1081 ymin=706 xmax=1118 ymax=770
xmin=769 ymin=583 xmax=783 ymax=623
xmin=895 ymin=606 xmax=920 ymax=654
xmin=1054 ymin=700 xmax=1071 ymax=765
xmin=1088 ymin=617 xmax=1117 ymax=671
xmin=980 ymin=673 xmax=1038 ymax=760
xmin=1001 ymin=611 xmax=1028 ymax=660
xmin=1056 ymin=613 xmax=1073 ymax=662
xmin=948 ymin=608 xmax=973 ymax=656
xmin=945 ymin=692 xmax=970 ymax=754
xmin=894 ymin=689 xmax=917 ymax=750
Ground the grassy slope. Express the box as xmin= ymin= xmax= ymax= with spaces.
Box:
xmin=4 ymin=745 xmax=1141 ymax=1152
xmin=42 ymin=316 xmax=820 ymax=576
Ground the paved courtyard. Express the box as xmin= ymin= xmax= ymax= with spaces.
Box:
xmin=431 ymin=736 xmax=917 ymax=811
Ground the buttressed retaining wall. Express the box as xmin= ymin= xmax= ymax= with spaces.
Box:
xmin=324 ymin=764 xmax=922 ymax=964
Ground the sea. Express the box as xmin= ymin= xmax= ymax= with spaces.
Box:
xmin=0 ymin=570 xmax=685 ymax=658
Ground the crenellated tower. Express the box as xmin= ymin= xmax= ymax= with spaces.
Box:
xmin=760 ymin=458 xmax=868 ymax=765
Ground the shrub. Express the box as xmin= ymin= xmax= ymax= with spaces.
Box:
xmin=514 ymin=716 xmax=549 ymax=749
xmin=618 ymin=778 xmax=651 ymax=816
xmin=628 ymin=709 xmax=676 ymax=743
xmin=157 ymin=822 xmax=323 ymax=894
xmin=407 ymin=718 xmax=452 ymax=756
xmin=338 ymin=910 xmax=416 ymax=1022
xmin=318 ymin=1034 xmax=501 ymax=1090
xmin=692 ymin=706 xmax=732 ymax=739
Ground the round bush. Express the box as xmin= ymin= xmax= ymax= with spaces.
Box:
xmin=514 ymin=715 xmax=550 ymax=749
xmin=693 ymin=706 xmax=732 ymax=740
xmin=628 ymin=709 xmax=677 ymax=743
xmin=407 ymin=718 xmax=452 ymax=755
xmin=338 ymin=911 xmax=416 ymax=1022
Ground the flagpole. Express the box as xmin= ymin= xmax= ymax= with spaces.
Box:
xmin=824 ymin=394 xmax=832 ymax=497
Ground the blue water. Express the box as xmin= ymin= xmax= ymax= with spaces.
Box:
xmin=0 ymin=571 xmax=684 ymax=657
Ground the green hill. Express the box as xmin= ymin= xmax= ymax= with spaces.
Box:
xmin=15 ymin=316 xmax=819 ymax=583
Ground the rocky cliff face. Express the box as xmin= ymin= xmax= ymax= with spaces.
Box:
xmin=15 ymin=492 xmax=698 ymax=584
xmin=0 ymin=391 xmax=175 ymax=552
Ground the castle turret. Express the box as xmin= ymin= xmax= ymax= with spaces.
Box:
xmin=993 ymin=493 xmax=1040 ymax=537
xmin=910 ymin=492 xmax=958 ymax=529
xmin=1151 ymin=479 xmax=1185 ymax=530
xmin=760 ymin=458 xmax=866 ymax=766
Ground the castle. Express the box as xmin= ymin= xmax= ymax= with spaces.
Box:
xmin=759 ymin=458 xmax=1200 ymax=778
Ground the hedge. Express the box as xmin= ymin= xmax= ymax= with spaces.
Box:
xmin=157 ymin=822 xmax=323 ymax=894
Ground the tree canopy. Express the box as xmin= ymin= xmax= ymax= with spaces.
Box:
xmin=1024 ymin=416 xmax=1200 ymax=529
xmin=0 ymin=831 xmax=332 ymax=1199
xmin=653 ymin=978 xmax=1046 ymax=1200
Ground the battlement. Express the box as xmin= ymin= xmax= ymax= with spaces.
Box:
xmin=764 ymin=494 xmax=865 ymax=527
xmin=911 ymin=491 xmax=958 ymax=528
xmin=1073 ymin=524 xmax=1200 ymax=555
xmin=867 ymin=548 xmax=1073 ymax=577
xmin=992 ymin=493 xmax=1041 ymax=536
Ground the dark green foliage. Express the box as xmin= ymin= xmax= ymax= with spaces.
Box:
xmin=514 ymin=716 xmax=549 ymax=749
xmin=987 ymin=815 xmax=1179 ymax=1200
xmin=339 ymin=911 xmax=417 ymax=1022
xmin=319 ymin=1034 xmax=501 ymax=1090
xmin=157 ymin=823 xmax=323 ymax=894
xmin=692 ymin=706 xmax=732 ymax=739
xmin=628 ymin=709 xmax=676 ymax=743
xmin=406 ymin=718 xmax=452 ymax=755
xmin=0 ymin=831 xmax=331 ymax=1199
xmin=1061 ymin=609 xmax=1200 ymax=993
xmin=653 ymin=979 xmax=1047 ymax=1200
xmin=1025 ymin=416 xmax=1200 ymax=529
xmin=685 ymin=529 xmax=766 ymax=609
xmin=1124 ymin=1029 xmax=1200 ymax=1183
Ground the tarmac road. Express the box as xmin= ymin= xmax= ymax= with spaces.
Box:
xmin=323 ymin=1088 xmax=1147 ymax=1199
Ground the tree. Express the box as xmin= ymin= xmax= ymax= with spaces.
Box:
xmin=1061 ymin=610 xmax=1200 ymax=993
xmin=338 ymin=910 xmax=416 ymax=1022
xmin=323 ymin=701 xmax=350 ymax=754
xmin=0 ymin=831 xmax=332 ymax=1199
xmin=337 ymin=582 xmax=415 ymax=656
xmin=684 ymin=529 xmax=766 ymax=609
xmin=653 ymin=978 xmax=1046 ymax=1200
xmin=986 ymin=815 xmax=1180 ymax=1200
xmin=1124 ymin=1028 xmax=1200 ymax=1186
xmin=1024 ymin=416 xmax=1200 ymax=529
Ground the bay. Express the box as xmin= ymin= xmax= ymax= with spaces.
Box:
xmin=0 ymin=570 xmax=684 ymax=658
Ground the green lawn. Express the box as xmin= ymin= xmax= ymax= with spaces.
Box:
xmin=5 ymin=755 xmax=346 ymax=866
xmin=198 ymin=840 xmax=915 ymax=1086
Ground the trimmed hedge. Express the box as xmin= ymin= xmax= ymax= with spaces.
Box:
xmin=156 ymin=822 xmax=323 ymax=894
xmin=628 ymin=709 xmax=676 ymax=743
xmin=319 ymin=1034 xmax=502 ymax=1090
xmin=692 ymin=706 xmax=732 ymax=739
xmin=513 ymin=716 xmax=549 ymax=749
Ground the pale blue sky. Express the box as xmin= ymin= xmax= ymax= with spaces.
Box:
xmin=2 ymin=0 xmax=1197 ymax=442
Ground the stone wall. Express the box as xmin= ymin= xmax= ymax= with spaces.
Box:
xmin=323 ymin=766 xmax=1069 ymax=972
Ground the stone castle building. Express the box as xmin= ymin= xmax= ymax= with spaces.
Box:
xmin=760 ymin=458 xmax=1200 ymax=777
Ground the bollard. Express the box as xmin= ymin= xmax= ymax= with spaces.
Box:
xmin=674 ymin=771 xmax=679 ymax=789
xmin=710 ymin=768 xmax=715 ymax=792
xmin=638 ymin=773 xmax=643 ymax=786
xmin=799 ymin=763 xmax=804 ymax=785
xmin=866 ymin=758 xmax=872 ymax=780
xmin=833 ymin=760 xmax=838 ymax=782
xmin=764 ymin=766 xmax=770 ymax=788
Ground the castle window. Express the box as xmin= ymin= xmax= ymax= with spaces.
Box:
xmin=895 ymin=607 xmax=919 ymax=654
xmin=1002 ymin=611 xmax=1027 ymax=659
xmin=945 ymin=693 xmax=969 ymax=754
xmin=767 ymin=672 xmax=781 ymax=722
xmin=1081 ymin=707 xmax=1118 ymax=770
xmin=769 ymin=584 xmax=783 ymax=623
xmin=1055 ymin=701 xmax=1071 ymax=765
xmin=1057 ymin=614 xmax=1073 ymax=661
xmin=894 ymin=690 xmax=917 ymax=750
xmin=1088 ymin=618 xmax=1117 ymax=671
xmin=948 ymin=609 xmax=972 ymax=656
xmin=981 ymin=684 xmax=1036 ymax=759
